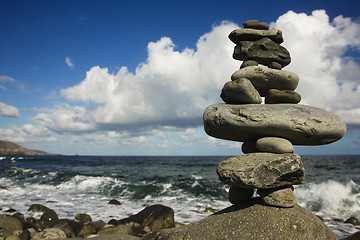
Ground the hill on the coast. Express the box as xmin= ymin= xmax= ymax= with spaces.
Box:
xmin=0 ymin=140 xmax=59 ymax=156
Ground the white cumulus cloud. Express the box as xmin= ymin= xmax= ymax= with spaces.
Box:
xmin=65 ymin=56 xmax=75 ymax=69
xmin=0 ymin=102 xmax=20 ymax=117
xmin=272 ymin=10 xmax=360 ymax=125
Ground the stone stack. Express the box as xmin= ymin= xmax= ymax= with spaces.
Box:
xmin=203 ymin=19 xmax=346 ymax=209
xmin=142 ymin=20 xmax=346 ymax=240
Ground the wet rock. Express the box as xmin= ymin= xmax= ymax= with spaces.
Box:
xmin=75 ymin=213 xmax=92 ymax=223
xmin=265 ymin=89 xmax=301 ymax=104
xmin=345 ymin=217 xmax=360 ymax=226
xmin=98 ymin=224 xmax=133 ymax=235
xmin=32 ymin=228 xmax=66 ymax=240
xmin=115 ymin=204 xmax=175 ymax=233
xmin=233 ymin=38 xmax=291 ymax=67
xmin=258 ymin=186 xmax=298 ymax=207
xmin=243 ymin=19 xmax=269 ymax=30
xmin=0 ymin=216 xmax=23 ymax=238
xmin=37 ymin=209 xmax=59 ymax=229
xmin=204 ymin=207 xmax=216 ymax=213
xmin=256 ymin=137 xmax=293 ymax=153
xmin=108 ymin=199 xmax=122 ymax=205
xmin=229 ymin=29 xmax=283 ymax=44
xmin=343 ymin=231 xmax=360 ymax=240
xmin=203 ymin=104 xmax=346 ymax=145
xmin=142 ymin=198 xmax=338 ymax=240
xmin=216 ymin=153 xmax=304 ymax=189
xmin=228 ymin=186 xmax=254 ymax=204
xmin=52 ymin=219 xmax=83 ymax=238
xmin=5 ymin=236 xmax=21 ymax=240
xmin=78 ymin=223 xmax=97 ymax=237
xmin=220 ymin=78 xmax=262 ymax=104
xmin=231 ymin=66 xmax=299 ymax=96
xmin=27 ymin=204 xmax=50 ymax=213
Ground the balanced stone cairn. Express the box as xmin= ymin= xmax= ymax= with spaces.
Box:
xmin=203 ymin=19 xmax=347 ymax=208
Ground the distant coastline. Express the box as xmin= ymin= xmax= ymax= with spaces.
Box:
xmin=0 ymin=140 xmax=60 ymax=156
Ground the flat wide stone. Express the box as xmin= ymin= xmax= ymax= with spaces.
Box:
xmin=229 ymin=29 xmax=283 ymax=44
xmin=233 ymin=38 xmax=291 ymax=67
xmin=216 ymin=153 xmax=304 ymax=189
xmin=203 ymin=103 xmax=346 ymax=145
xmin=231 ymin=66 xmax=299 ymax=96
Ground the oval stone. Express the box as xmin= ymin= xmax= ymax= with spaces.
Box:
xmin=203 ymin=104 xmax=346 ymax=145
xmin=229 ymin=29 xmax=283 ymax=44
xmin=231 ymin=66 xmax=299 ymax=96
xmin=256 ymin=137 xmax=293 ymax=153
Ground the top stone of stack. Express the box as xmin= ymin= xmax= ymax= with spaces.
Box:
xmin=243 ymin=19 xmax=269 ymax=30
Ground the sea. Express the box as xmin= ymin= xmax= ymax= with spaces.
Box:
xmin=0 ymin=155 xmax=359 ymax=239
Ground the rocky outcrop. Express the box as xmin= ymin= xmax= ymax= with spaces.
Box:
xmin=142 ymin=198 xmax=338 ymax=240
xmin=0 ymin=140 xmax=59 ymax=156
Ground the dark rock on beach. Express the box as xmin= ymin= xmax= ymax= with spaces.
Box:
xmin=345 ymin=217 xmax=360 ymax=226
xmin=142 ymin=198 xmax=338 ymax=240
xmin=0 ymin=216 xmax=24 ymax=238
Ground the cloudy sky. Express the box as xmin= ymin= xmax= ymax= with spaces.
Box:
xmin=1 ymin=0 xmax=360 ymax=155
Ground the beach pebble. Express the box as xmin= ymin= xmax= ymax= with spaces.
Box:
xmin=108 ymin=199 xmax=122 ymax=205
xmin=228 ymin=186 xmax=254 ymax=204
xmin=240 ymin=60 xmax=258 ymax=69
xmin=243 ymin=19 xmax=270 ymax=30
xmin=52 ymin=219 xmax=83 ymax=238
xmin=231 ymin=66 xmax=299 ymax=96
xmin=345 ymin=217 xmax=360 ymax=226
xmin=32 ymin=228 xmax=66 ymax=240
xmin=75 ymin=213 xmax=92 ymax=223
xmin=258 ymin=186 xmax=298 ymax=208
xmin=0 ymin=216 xmax=23 ymax=238
xmin=268 ymin=61 xmax=282 ymax=70
xmin=256 ymin=137 xmax=293 ymax=153
xmin=203 ymin=103 xmax=346 ymax=145
xmin=5 ymin=236 xmax=21 ymax=240
xmin=220 ymin=78 xmax=262 ymax=104
xmin=265 ymin=89 xmax=301 ymax=104
xmin=229 ymin=29 xmax=283 ymax=44
xmin=216 ymin=153 xmax=305 ymax=189
xmin=38 ymin=209 xmax=59 ymax=229
xmin=233 ymin=38 xmax=291 ymax=67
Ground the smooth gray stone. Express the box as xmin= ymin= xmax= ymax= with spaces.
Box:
xmin=229 ymin=29 xmax=283 ymax=44
xmin=220 ymin=78 xmax=262 ymax=104
xmin=240 ymin=60 xmax=258 ymax=69
xmin=243 ymin=19 xmax=269 ymax=30
xmin=256 ymin=137 xmax=293 ymax=153
xmin=265 ymin=89 xmax=301 ymax=104
xmin=216 ymin=153 xmax=304 ymax=189
xmin=233 ymin=38 xmax=291 ymax=67
xmin=258 ymin=186 xmax=298 ymax=208
xmin=231 ymin=66 xmax=299 ymax=96
xmin=203 ymin=104 xmax=346 ymax=145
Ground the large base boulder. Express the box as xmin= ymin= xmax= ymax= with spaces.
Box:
xmin=142 ymin=198 xmax=337 ymax=240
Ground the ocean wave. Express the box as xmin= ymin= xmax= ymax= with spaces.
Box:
xmin=295 ymin=179 xmax=360 ymax=218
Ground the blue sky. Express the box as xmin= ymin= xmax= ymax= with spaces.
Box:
xmin=1 ymin=0 xmax=360 ymax=155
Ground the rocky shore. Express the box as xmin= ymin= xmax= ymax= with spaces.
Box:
xmin=0 ymin=140 xmax=59 ymax=156
xmin=0 ymin=201 xmax=359 ymax=240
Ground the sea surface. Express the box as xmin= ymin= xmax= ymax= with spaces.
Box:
xmin=0 ymin=155 xmax=359 ymax=238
